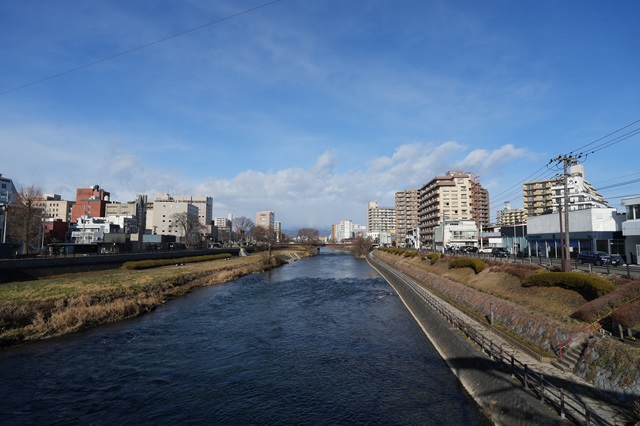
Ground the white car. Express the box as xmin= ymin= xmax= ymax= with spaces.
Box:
xmin=478 ymin=247 xmax=493 ymax=254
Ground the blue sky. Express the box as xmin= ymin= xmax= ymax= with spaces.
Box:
xmin=2 ymin=0 xmax=639 ymax=231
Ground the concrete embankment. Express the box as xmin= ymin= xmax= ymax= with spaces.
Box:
xmin=367 ymin=254 xmax=578 ymax=426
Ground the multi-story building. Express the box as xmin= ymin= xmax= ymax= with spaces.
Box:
xmin=33 ymin=194 xmax=74 ymax=222
xmin=395 ymin=190 xmax=419 ymax=247
xmin=336 ymin=220 xmax=354 ymax=242
xmin=0 ymin=174 xmax=18 ymax=246
xmin=274 ymin=221 xmax=282 ymax=242
xmin=622 ymin=196 xmax=640 ymax=265
xmin=169 ymin=196 xmax=213 ymax=230
xmin=256 ymin=210 xmax=275 ymax=235
xmin=367 ymin=201 xmax=396 ymax=242
xmin=150 ymin=196 xmax=199 ymax=237
xmin=71 ymin=185 xmax=111 ymax=223
xmin=550 ymin=165 xmax=609 ymax=212
xmin=496 ymin=202 xmax=527 ymax=226
xmin=214 ymin=216 xmax=233 ymax=244
xmin=150 ymin=194 xmax=212 ymax=235
xmin=470 ymin=175 xmax=490 ymax=229
xmin=523 ymin=165 xmax=607 ymax=216
xmin=418 ymin=171 xmax=475 ymax=248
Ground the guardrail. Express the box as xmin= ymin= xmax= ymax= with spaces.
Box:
xmin=369 ymin=255 xmax=616 ymax=426
xmin=458 ymin=251 xmax=640 ymax=279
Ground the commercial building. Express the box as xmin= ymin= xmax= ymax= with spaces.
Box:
xmin=434 ymin=220 xmax=478 ymax=251
xmin=622 ymin=196 xmax=640 ymax=264
xmin=526 ymin=208 xmax=625 ymax=259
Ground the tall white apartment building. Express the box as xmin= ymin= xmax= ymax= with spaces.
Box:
xmin=367 ymin=201 xmax=396 ymax=243
xmin=523 ymin=165 xmax=608 ymax=216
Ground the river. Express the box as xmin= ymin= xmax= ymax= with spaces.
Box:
xmin=0 ymin=248 xmax=488 ymax=425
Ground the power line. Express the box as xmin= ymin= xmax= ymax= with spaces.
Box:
xmin=0 ymin=0 xmax=283 ymax=97
xmin=569 ymin=117 xmax=640 ymax=155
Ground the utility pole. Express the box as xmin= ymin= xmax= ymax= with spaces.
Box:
xmin=562 ymin=157 xmax=572 ymax=272
xmin=551 ymin=155 xmax=576 ymax=271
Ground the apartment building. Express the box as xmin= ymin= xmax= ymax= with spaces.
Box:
xmin=470 ymin=176 xmax=490 ymax=229
xmin=523 ymin=165 xmax=607 ymax=216
xmin=367 ymin=201 xmax=396 ymax=242
xmin=418 ymin=171 xmax=474 ymax=248
xmin=496 ymin=202 xmax=527 ymax=226
xmin=395 ymin=189 xmax=419 ymax=247
xmin=167 ymin=195 xmax=213 ymax=229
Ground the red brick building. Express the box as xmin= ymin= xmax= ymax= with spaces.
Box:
xmin=70 ymin=185 xmax=111 ymax=223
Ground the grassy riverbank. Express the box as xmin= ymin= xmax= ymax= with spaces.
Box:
xmin=0 ymin=248 xmax=312 ymax=347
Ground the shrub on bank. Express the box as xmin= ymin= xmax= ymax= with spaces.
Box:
xmin=522 ymin=272 xmax=614 ymax=301
xmin=123 ymin=254 xmax=232 ymax=270
xmin=573 ymin=278 xmax=640 ymax=325
xmin=449 ymin=258 xmax=486 ymax=274
xmin=425 ymin=253 xmax=440 ymax=265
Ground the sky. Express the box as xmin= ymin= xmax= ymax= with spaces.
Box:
xmin=2 ymin=0 xmax=639 ymax=232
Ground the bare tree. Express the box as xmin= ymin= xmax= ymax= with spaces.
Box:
xmin=7 ymin=185 xmax=44 ymax=255
xmin=233 ymin=216 xmax=254 ymax=244
xmin=172 ymin=212 xmax=205 ymax=249
xmin=251 ymin=225 xmax=273 ymax=244
xmin=297 ymin=228 xmax=319 ymax=244
xmin=351 ymin=235 xmax=373 ymax=258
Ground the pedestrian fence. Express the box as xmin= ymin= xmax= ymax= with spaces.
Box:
xmin=369 ymin=256 xmax=615 ymax=426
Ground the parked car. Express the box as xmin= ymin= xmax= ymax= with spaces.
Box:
xmin=478 ymin=247 xmax=493 ymax=254
xmin=576 ymin=251 xmax=621 ymax=266
xmin=491 ymin=247 xmax=510 ymax=258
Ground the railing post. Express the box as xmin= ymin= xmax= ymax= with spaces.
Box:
xmin=524 ymin=364 xmax=529 ymax=389
xmin=585 ymin=404 xmax=591 ymax=425
xmin=510 ymin=355 xmax=515 ymax=378
xmin=559 ymin=389 xmax=565 ymax=419
xmin=539 ymin=373 xmax=545 ymax=401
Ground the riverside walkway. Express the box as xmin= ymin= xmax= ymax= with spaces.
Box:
xmin=367 ymin=254 xmax=636 ymax=426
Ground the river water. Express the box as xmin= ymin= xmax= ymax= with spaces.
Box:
xmin=0 ymin=248 xmax=487 ymax=425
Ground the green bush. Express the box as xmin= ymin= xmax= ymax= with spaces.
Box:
xmin=522 ymin=272 xmax=614 ymax=301
xmin=426 ymin=253 xmax=440 ymax=265
xmin=123 ymin=253 xmax=232 ymax=270
xmin=449 ymin=258 xmax=486 ymax=274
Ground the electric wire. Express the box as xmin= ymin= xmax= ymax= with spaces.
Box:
xmin=0 ymin=0 xmax=283 ymax=97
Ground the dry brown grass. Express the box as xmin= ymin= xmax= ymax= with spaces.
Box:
xmin=0 ymin=249 xmax=309 ymax=346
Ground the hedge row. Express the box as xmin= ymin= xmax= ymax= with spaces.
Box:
xmin=522 ymin=272 xmax=614 ymax=301
xmin=449 ymin=258 xmax=486 ymax=274
xmin=122 ymin=253 xmax=233 ymax=270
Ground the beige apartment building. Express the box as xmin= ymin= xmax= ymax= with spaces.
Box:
xmin=418 ymin=171 xmax=489 ymax=248
xmin=256 ymin=210 xmax=275 ymax=236
xmin=395 ymin=189 xmax=419 ymax=247
xmin=34 ymin=194 xmax=74 ymax=222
